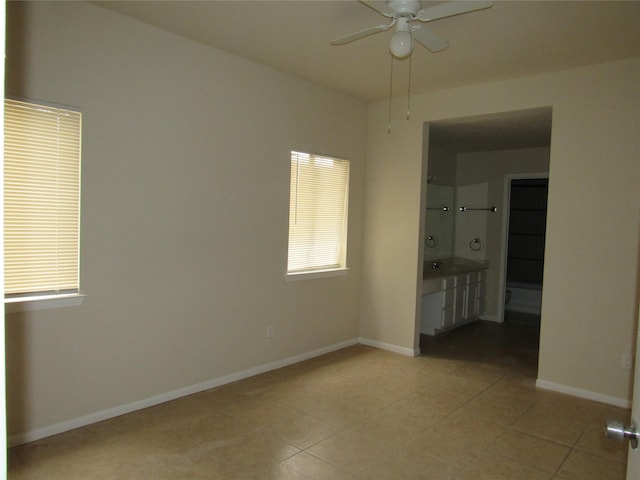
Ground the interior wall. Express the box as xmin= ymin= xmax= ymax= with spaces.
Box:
xmin=453 ymin=182 xmax=489 ymax=261
xmin=5 ymin=1 xmax=367 ymax=440
xmin=361 ymin=58 xmax=640 ymax=403
xmin=424 ymin=144 xmax=457 ymax=186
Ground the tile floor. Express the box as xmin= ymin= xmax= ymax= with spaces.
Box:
xmin=9 ymin=318 xmax=630 ymax=479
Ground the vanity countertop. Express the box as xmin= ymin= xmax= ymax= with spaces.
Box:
xmin=422 ymin=257 xmax=488 ymax=279
xmin=422 ymin=258 xmax=488 ymax=295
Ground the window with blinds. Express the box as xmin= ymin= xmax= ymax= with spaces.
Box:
xmin=287 ymin=151 xmax=349 ymax=274
xmin=4 ymin=98 xmax=82 ymax=297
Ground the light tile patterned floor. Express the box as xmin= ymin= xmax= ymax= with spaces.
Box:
xmin=8 ymin=320 xmax=630 ymax=479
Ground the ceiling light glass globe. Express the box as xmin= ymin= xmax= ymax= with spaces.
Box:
xmin=389 ymin=31 xmax=413 ymax=58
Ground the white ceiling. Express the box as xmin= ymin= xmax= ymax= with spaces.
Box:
xmin=93 ymin=0 xmax=638 ymax=149
xmin=428 ymin=107 xmax=552 ymax=151
xmin=94 ymin=0 xmax=639 ymax=102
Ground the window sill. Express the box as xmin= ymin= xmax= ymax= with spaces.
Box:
xmin=5 ymin=293 xmax=87 ymax=314
xmin=286 ymin=268 xmax=349 ymax=282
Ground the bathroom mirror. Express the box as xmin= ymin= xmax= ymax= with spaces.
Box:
xmin=424 ymin=184 xmax=454 ymax=259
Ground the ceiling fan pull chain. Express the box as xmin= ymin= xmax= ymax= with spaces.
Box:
xmin=388 ymin=54 xmax=394 ymax=133
xmin=406 ymin=52 xmax=412 ymax=120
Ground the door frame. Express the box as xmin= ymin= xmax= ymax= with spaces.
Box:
xmin=626 ymin=303 xmax=640 ymax=478
xmin=497 ymin=172 xmax=549 ymax=324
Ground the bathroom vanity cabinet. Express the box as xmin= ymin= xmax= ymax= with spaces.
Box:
xmin=421 ymin=270 xmax=487 ymax=336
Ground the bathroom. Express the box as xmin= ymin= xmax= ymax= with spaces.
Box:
xmin=420 ymin=108 xmax=552 ymax=341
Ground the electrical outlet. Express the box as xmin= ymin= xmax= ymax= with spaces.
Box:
xmin=621 ymin=353 xmax=633 ymax=370
xmin=266 ymin=325 xmax=274 ymax=339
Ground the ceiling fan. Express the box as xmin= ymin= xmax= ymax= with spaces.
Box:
xmin=331 ymin=0 xmax=494 ymax=58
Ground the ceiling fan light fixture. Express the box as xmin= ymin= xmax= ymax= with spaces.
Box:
xmin=389 ymin=30 xmax=412 ymax=58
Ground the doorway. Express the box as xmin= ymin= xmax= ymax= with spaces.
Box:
xmin=502 ymin=176 xmax=548 ymax=338
xmin=420 ymin=107 xmax=552 ymax=361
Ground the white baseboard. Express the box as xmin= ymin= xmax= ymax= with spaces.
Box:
xmin=18 ymin=340 xmax=629 ymax=448
xmin=536 ymin=379 xmax=631 ymax=409
xmin=8 ymin=337 xmax=360 ymax=447
xmin=359 ymin=337 xmax=418 ymax=357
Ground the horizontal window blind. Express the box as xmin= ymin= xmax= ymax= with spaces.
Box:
xmin=288 ymin=151 xmax=349 ymax=273
xmin=4 ymin=98 xmax=81 ymax=296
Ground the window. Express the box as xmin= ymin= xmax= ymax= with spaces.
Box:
xmin=4 ymin=98 xmax=82 ymax=299
xmin=287 ymin=150 xmax=349 ymax=275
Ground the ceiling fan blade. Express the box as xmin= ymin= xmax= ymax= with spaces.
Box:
xmin=359 ymin=0 xmax=398 ymax=18
xmin=416 ymin=1 xmax=493 ymax=22
xmin=331 ymin=23 xmax=393 ymax=45
xmin=411 ymin=25 xmax=449 ymax=52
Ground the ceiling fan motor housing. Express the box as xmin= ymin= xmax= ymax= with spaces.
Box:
xmin=331 ymin=0 xmax=493 ymax=53
xmin=388 ymin=0 xmax=421 ymax=16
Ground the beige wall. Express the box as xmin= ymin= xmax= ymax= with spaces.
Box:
xmin=424 ymin=144 xmax=457 ymax=186
xmin=5 ymin=2 xmax=367 ymax=440
xmin=360 ymin=58 xmax=640 ymax=403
